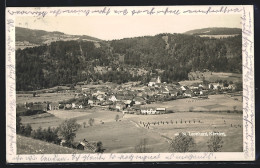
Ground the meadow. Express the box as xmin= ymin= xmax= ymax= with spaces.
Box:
xmin=19 ymin=94 xmax=243 ymax=153
xmin=143 ymin=94 xmax=242 ymax=112
xmin=16 ymin=92 xmax=75 ymax=105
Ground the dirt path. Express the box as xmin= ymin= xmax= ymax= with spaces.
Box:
xmin=127 ymin=119 xmax=172 ymax=142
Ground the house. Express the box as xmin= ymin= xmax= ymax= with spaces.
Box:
xmin=131 ymin=104 xmax=141 ymax=112
xmin=65 ymin=104 xmax=72 ymax=110
xmin=49 ymin=102 xmax=59 ymax=110
xmin=96 ymin=94 xmax=105 ymax=101
xmin=183 ymin=89 xmax=194 ymax=97
xmin=115 ymin=101 xmax=126 ymax=111
xmin=76 ymin=142 xmax=85 ymax=150
xmin=78 ymin=104 xmax=83 ymax=109
xmin=108 ymin=95 xmax=117 ymax=102
xmin=200 ymin=90 xmax=208 ymax=95
xmin=156 ymin=107 xmax=166 ymax=114
xmin=133 ymin=97 xmax=145 ymax=105
xmin=72 ymin=103 xmax=76 ymax=108
xmin=88 ymin=99 xmax=94 ymax=105
xmin=228 ymin=84 xmax=236 ymax=90
xmin=148 ymin=76 xmax=161 ymax=87
xmin=124 ymin=100 xmax=135 ymax=108
xmin=180 ymin=85 xmax=189 ymax=91
xmin=168 ymin=87 xmax=180 ymax=96
xmin=30 ymin=103 xmax=48 ymax=112
xmin=141 ymin=107 xmax=157 ymax=115
xmin=192 ymin=88 xmax=200 ymax=95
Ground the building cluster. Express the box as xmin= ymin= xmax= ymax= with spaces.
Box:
xmin=18 ymin=76 xmax=238 ymax=115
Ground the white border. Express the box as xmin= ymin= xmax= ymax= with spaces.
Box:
xmin=6 ymin=5 xmax=255 ymax=163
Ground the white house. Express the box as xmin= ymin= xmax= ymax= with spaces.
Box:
xmin=88 ymin=100 xmax=94 ymax=105
xmin=109 ymin=95 xmax=117 ymax=102
xmin=181 ymin=85 xmax=189 ymax=91
xmin=141 ymin=108 xmax=157 ymax=115
xmin=148 ymin=76 xmax=161 ymax=87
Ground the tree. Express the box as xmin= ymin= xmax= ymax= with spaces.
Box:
xmin=16 ymin=115 xmax=22 ymax=134
xmin=235 ymin=81 xmax=243 ymax=91
xmin=83 ymin=121 xmax=87 ymax=128
xmin=88 ymin=118 xmax=95 ymax=126
xmin=169 ymin=133 xmax=196 ymax=152
xmin=96 ymin=141 xmax=104 ymax=153
xmin=135 ymin=138 xmax=152 ymax=153
xmin=24 ymin=124 xmax=32 ymax=137
xmin=115 ymin=114 xmax=120 ymax=122
xmin=58 ymin=119 xmax=81 ymax=146
xmin=207 ymin=132 xmax=224 ymax=152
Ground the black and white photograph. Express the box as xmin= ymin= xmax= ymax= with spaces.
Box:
xmin=6 ymin=5 xmax=255 ymax=162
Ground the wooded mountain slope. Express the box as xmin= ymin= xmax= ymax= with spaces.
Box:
xmin=16 ymin=32 xmax=242 ymax=91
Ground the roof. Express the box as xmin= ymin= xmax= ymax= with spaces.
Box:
xmin=134 ymin=97 xmax=145 ymax=102
xmin=150 ymin=78 xmax=157 ymax=83
xmin=50 ymin=102 xmax=59 ymax=106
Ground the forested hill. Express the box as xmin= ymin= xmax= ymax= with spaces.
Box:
xmin=184 ymin=27 xmax=242 ymax=35
xmin=16 ymin=33 xmax=242 ymax=91
xmin=16 ymin=27 xmax=101 ymax=45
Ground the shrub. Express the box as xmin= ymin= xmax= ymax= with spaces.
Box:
xmin=88 ymin=118 xmax=95 ymax=126
xmin=169 ymin=133 xmax=196 ymax=152
xmin=135 ymin=138 xmax=152 ymax=153
xmin=167 ymin=110 xmax=174 ymax=113
xmin=207 ymin=132 xmax=224 ymax=152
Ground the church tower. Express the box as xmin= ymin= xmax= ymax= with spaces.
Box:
xmin=156 ymin=76 xmax=161 ymax=83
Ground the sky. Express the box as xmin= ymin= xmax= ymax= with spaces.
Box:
xmin=15 ymin=14 xmax=241 ymax=40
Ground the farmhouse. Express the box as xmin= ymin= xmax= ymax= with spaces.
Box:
xmin=115 ymin=101 xmax=126 ymax=111
xmin=148 ymin=76 xmax=161 ymax=87
xmin=108 ymin=95 xmax=117 ymax=102
xmin=65 ymin=104 xmax=72 ymax=110
xmin=168 ymin=87 xmax=180 ymax=96
xmin=49 ymin=102 xmax=59 ymax=110
xmin=88 ymin=99 xmax=94 ymax=105
xmin=141 ymin=107 xmax=157 ymax=115
xmin=30 ymin=103 xmax=48 ymax=112
xmin=180 ymin=85 xmax=189 ymax=91
xmin=133 ymin=97 xmax=145 ymax=105
xmin=183 ymin=89 xmax=194 ymax=97
xmin=156 ymin=107 xmax=166 ymax=114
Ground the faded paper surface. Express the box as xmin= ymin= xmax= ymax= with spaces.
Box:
xmin=6 ymin=5 xmax=255 ymax=162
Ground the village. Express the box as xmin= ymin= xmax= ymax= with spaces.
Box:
xmin=17 ymin=75 xmax=242 ymax=116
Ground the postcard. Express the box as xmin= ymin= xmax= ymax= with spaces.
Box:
xmin=6 ymin=5 xmax=255 ymax=162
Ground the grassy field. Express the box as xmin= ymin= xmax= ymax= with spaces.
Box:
xmin=125 ymin=111 xmax=243 ymax=152
xmin=19 ymin=101 xmax=243 ymax=153
xmin=16 ymin=92 xmax=75 ymax=104
xmin=186 ymin=72 xmax=242 ymax=84
xmin=143 ymin=94 xmax=242 ymax=112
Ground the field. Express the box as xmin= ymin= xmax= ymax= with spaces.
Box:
xmin=186 ymin=72 xmax=242 ymax=84
xmin=144 ymin=94 xmax=242 ymax=112
xmin=16 ymin=92 xmax=75 ymax=105
xmin=18 ymin=94 xmax=243 ymax=153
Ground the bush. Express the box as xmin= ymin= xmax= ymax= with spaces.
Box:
xmin=88 ymin=118 xmax=95 ymax=126
xmin=16 ymin=115 xmax=32 ymax=137
xmin=207 ymin=132 xmax=224 ymax=152
xmin=135 ymin=138 xmax=152 ymax=153
xmin=31 ymin=126 xmax=61 ymax=145
xmin=166 ymin=110 xmax=174 ymax=113
xmin=169 ymin=133 xmax=196 ymax=152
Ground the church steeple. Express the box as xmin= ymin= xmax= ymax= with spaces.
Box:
xmin=156 ymin=76 xmax=161 ymax=83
